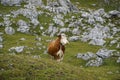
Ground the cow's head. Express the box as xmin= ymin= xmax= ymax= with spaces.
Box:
xmin=58 ymin=33 xmax=69 ymax=45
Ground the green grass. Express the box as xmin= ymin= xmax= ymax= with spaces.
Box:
xmin=71 ymin=0 xmax=120 ymax=11
xmin=0 ymin=32 xmax=120 ymax=80
xmin=0 ymin=4 xmax=21 ymax=14
xmin=0 ymin=54 xmax=97 ymax=80
xmin=0 ymin=51 xmax=120 ymax=80
xmin=0 ymin=1 xmax=120 ymax=80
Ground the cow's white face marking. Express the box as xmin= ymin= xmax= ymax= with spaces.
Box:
xmin=60 ymin=33 xmax=69 ymax=45
xmin=57 ymin=48 xmax=63 ymax=58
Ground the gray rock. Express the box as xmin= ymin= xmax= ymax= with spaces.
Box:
xmin=15 ymin=46 xmax=24 ymax=53
xmin=88 ymin=17 xmax=95 ymax=24
xmin=1 ymin=0 xmax=22 ymax=6
xmin=113 ymin=51 xmax=120 ymax=57
xmin=46 ymin=0 xmax=78 ymax=14
xmin=117 ymin=57 xmax=120 ymax=63
xmin=96 ymin=48 xmax=115 ymax=58
xmin=46 ymin=24 xmax=58 ymax=37
xmin=12 ymin=5 xmax=38 ymax=19
xmin=81 ymin=12 xmax=90 ymax=18
xmin=47 ymin=24 xmax=54 ymax=34
xmin=107 ymin=71 xmax=113 ymax=74
xmin=109 ymin=10 xmax=120 ymax=18
xmin=77 ymin=52 xmax=97 ymax=60
xmin=17 ymin=20 xmax=28 ymax=26
xmin=36 ymin=43 xmax=42 ymax=46
xmin=81 ymin=24 xmax=111 ymax=46
xmin=110 ymin=39 xmax=117 ymax=45
xmin=69 ymin=36 xmax=80 ymax=41
xmin=27 ymin=0 xmax=44 ymax=7
xmin=17 ymin=20 xmax=30 ymax=33
xmin=31 ymin=18 xmax=39 ymax=26
xmin=112 ymin=27 xmax=120 ymax=35
xmin=57 ymin=0 xmax=79 ymax=12
xmin=0 ymin=44 xmax=3 ymax=49
xmin=86 ymin=57 xmax=103 ymax=67
xmin=53 ymin=16 xmax=64 ymax=26
xmin=93 ymin=8 xmax=105 ymax=17
xmin=0 ymin=32 xmax=3 ymax=35
xmin=5 ymin=27 xmax=15 ymax=35
xmin=3 ymin=17 xmax=11 ymax=27
xmin=89 ymin=38 xmax=106 ymax=46
xmin=0 ymin=36 xmax=3 ymax=42
xmin=17 ymin=26 xmax=30 ymax=33
xmin=97 ymin=8 xmax=105 ymax=16
xmin=94 ymin=16 xmax=104 ymax=24
xmin=50 ymin=27 xmax=58 ymax=37
xmin=72 ymin=27 xmax=80 ymax=35
xmin=116 ymin=43 xmax=120 ymax=48
xmin=20 ymin=38 xmax=26 ymax=41
xmin=59 ymin=28 xmax=70 ymax=33
xmin=9 ymin=46 xmax=25 ymax=53
xmin=33 ymin=55 xmax=41 ymax=59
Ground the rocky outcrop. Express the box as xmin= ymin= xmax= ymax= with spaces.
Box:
xmin=46 ymin=0 xmax=79 ymax=14
xmin=17 ymin=20 xmax=30 ymax=33
xmin=1 ymin=0 xmax=22 ymax=6
xmin=5 ymin=27 xmax=15 ymax=35
xmin=77 ymin=48 xmax=117 ymax=66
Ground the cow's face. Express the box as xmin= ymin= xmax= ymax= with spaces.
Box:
xmin=60 ymin=33 xmax=69 ymax=45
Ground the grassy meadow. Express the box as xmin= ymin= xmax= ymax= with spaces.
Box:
xmin=0 ymin=0 xmax=120 ymax=80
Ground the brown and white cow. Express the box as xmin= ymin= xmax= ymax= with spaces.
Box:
xmin=47 ymin=33 xmax=69 ymax=61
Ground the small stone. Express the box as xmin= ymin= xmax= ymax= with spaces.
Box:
xmin=5 ymin=27 xmax=15 ymax=35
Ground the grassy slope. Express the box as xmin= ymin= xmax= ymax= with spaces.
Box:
xmin=0 ymin=54 xmax=119 ymax=80
xmin=0 ymin=32 xmax=120 ymax=80
xmin=71 ymin=0 xmax=120 ymax=11
xmin=0 ymin=1 xmax=120 ymax=80
xmin=0 ymin=54 xmax=97 ymax=80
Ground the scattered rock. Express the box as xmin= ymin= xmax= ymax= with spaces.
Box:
xmin=89 ymin=38 xmax=106 ymax=46
xmin=27 ymin=0 xmax=44 ymax=7
xmin=32 ymin=55 xmax=41 ymax=59
xmin=31 ymin=18 xmax=39 ymax=26
xmin=5 ymin=27 xmax=15 ymax=35
xmin=81 ymin=24 xmax=110 ymax=46
xmin=77 ymin=52 xmax=97 ymax=60
xmin=109 ymin=10 xmax=120 ymax=18
xmin=0 ymin=36 xmax=3 ymax=42
xmin=86 ymin=57 xmax=103 ymax=67
xmin=57 ymin=0 xmax=79 ymax=12
xmin=17 ymin=20 xmax=30 ymax=33
xmin=46 ymin=0 xmax=78 ymax=14
xmin=59 ymin=28 xmax=70 ymax=33
xmin=9 ymin=46 xmax=25 ymax=53
xmin=72 ymin=27 xmax=80 ymax=35
xmin=117 ymin=57 xmax=120 ymax=63
xmin=53 ymin=15 xmax=64 ymax=26
xmin=46 ymin=24 xmax=58 ymax=37
xmin=1 ymin=0 xmax=22 ymax=6
xmin=69 ymin=36 xmax=80 ymax=41
xmin=96 ymin=48 xmax=115 ymax=58
xmin=20 ymin=38 xmax=26 ymax=41
xmin=113 ymin=51 xmax=120 ymax=57
xmin=107 ymin=71 xmax=113 ymax=74
xmin=0 ymin=44 xmax=3 ymax=49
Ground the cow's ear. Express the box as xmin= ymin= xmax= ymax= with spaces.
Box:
xmin=57 ymin=33 xmax=61 ymax=38
xmin=57 ymin=34 xmax=61 ymax=38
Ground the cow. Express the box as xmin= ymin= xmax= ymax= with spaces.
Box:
xmin=47 ymin=33 xmax=69 ymax=61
